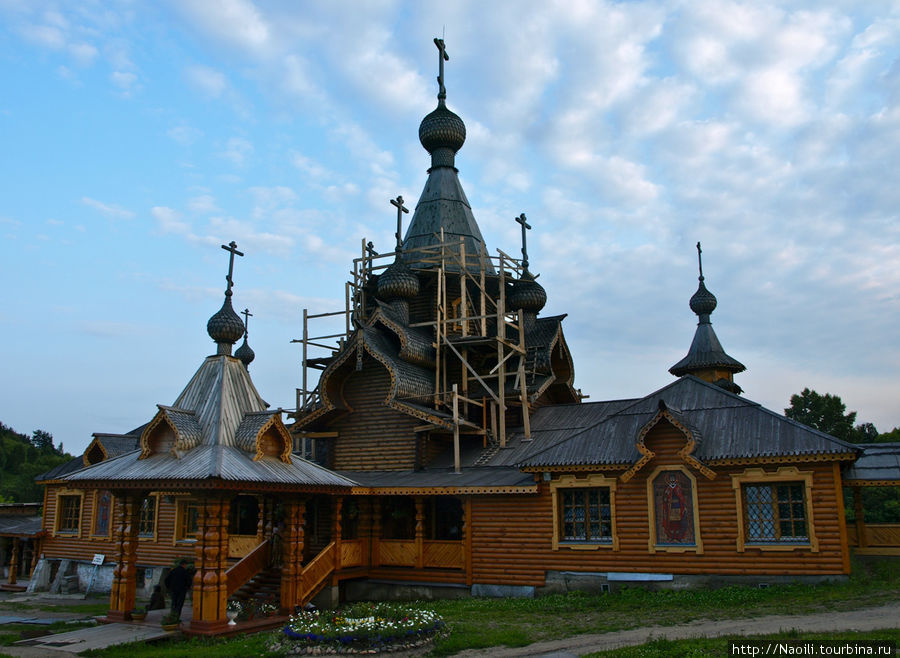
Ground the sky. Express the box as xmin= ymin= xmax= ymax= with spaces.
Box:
xmin=1 ymin=0 xmax=898 ymax=456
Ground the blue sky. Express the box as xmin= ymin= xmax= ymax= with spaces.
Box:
xmin=2 ymin=0 xmax=898 ymax=455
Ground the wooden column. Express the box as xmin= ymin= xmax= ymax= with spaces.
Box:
xmin=107 ymin=493 xmax=140 ymax=621
xmin=414 ymin=497 xmax=424 ymax=569
xmin=30 ymin=538 xmax=41 ymax=577
xmin=853 ymin=487 xmax=867 ymax=548
xmin=190 ymin=495 xmax=230 ymax=633
xmin=7 ymin=538 xmax=19 ymax=585
xmin=371 ymin=498 xmax=382 ymax=567
xmin=464 ymin=497 xmax=473 ymax=586
xmin=333 ymin=497 xmax=343 ymax=571
xmin=280 ymin=498 xmax=305 ymax=613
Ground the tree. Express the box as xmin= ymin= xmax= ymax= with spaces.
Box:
xmin=785 ymin=388 xmax=859 ymax=441
xmin=30 ymin=429 xmax=54 ymax=452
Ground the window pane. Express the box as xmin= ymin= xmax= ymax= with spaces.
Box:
xmin=560 ymin=487 xmax=611 ymax=542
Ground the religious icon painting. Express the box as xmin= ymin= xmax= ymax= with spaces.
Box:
xmin=653 ymin=470 xmax=695 ymax=545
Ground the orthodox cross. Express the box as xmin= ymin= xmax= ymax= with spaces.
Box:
xmin=390 ymin=195 xmax=409 ymax=252
xmin=515 ymin=213 xmax=531 ymax=271
xmin=241 ymin=308 xmax=252 ymax=337
xmin=221 ymin=240 xmax=244 ymax=295
xmin=696 ymin=241 xmax=704 ymax=280
xmin=434 ymin=37 xmax=449 ymax=101
xmin=365 ymin=241 xmax=377 ymax=276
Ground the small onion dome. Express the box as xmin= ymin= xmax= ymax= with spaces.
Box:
xmin=235 ymin=336 xmax=255 ymax=367
xmin=419 ymin=103 xmax=466 ymax=155
xmin=508 ymin=273 xmax=547 ymax=314
xmin=207 ymin=295 xmax=244 ymax=345
xmin=377 ymin=260 xmax=420 ymax=301
xmin=690 ymin=277 xmax=717 ymax=318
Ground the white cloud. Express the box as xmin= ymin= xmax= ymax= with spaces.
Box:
xmin=176 ymin=0 xmax=271 ymax=55
xmin=222 ymin=137 xmax=253 ymax=166
xmin=188 ymin=195 xmax=219 ymax=214
xmin=82 ymin=197 xmax=134 ymax=219
xmin=185 ymin=64 xmax=227 ymax=98
xmin=152 ymin=206 xmax=190 ymax=234
xmin=68 ymin=41 xmax=98 ymax=65
xmin=167 ymin=123 xmax=203 ymax=145
xmin=110 ymin=70 xmax=137 ymax=91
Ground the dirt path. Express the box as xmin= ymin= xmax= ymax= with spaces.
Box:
xmin=452 ymin=601 xmax=900 ymax=657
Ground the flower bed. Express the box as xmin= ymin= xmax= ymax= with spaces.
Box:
xmin=274 ymin=601 xmax=445 ymax=654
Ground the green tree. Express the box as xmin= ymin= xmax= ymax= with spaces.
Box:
xmin=785 ymin=388 xmax=861 ymax=442
xmin=30 ymin=429 xmax=54 ymax=452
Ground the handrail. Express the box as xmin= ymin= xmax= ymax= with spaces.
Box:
xmin=225 ymin=538 xmax=271 ymax=597
xmin=300 ymin=541 xmax=336 ymax=604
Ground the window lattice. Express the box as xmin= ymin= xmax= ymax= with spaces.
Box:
xmin=138 ymin=497 xmax=156 ymax=537
xmin=58 ymin=495 xmax=81 ymax=533
xmin=178 ymin=501 xmax=200 ymax=540
xmin=562 ymin=488 xmax=611 ymax=542
xmin=743 ymin=483 xmax=807 ymax=543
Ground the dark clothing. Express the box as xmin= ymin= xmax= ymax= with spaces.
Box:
xmin=148 ymin=588 xmax=166 ymax=610
xmin=164 ymin=565 xmax=192 ymax=618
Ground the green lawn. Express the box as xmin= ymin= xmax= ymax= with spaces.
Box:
xmin=28 ymin=557 xmax=900 ymax=656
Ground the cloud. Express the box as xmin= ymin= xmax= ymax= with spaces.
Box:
xmin=110 ymin=71 xmax=137 ymax=91
xmin=175 ymin=0 xmax=272 ymax=55
xmin=152 ymin=206 xmax=190 ymax=234
xmin=188 ymin=195 xmax=219 ymax=214
xmin=167 ymin=123 xmax=203 ymax=145
xmin=82 ymin=197 xmax=134 ymax=219
xmin=222 ymin=137 xmax=253 ymax=166
xmin=185 ymin=64 xmax=228 ymax=98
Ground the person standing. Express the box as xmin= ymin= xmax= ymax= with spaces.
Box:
xmin=164 ymin=559 xmax=192 ymax=619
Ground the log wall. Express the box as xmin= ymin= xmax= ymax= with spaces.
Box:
xmin=329 ymin=361 xmax=419 ymax=471
xmin=468 ymin=423 xmax=848 ymax=586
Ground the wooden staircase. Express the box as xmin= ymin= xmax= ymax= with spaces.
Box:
xmin=230 ymin=566 xmax=281 ymax=608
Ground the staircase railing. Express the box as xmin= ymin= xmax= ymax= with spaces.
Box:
xmin=225 ymin=538 xmax=271 ymax=597
xmin=300 ymin=541 xmax=336 ymax=605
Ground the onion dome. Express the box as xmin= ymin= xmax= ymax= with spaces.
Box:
xmin=419 ymin=104 xmax=466 ymax=156
xmin=235 ymin=336 xmax=255 ymax=368
xmin=377 ymin=260 xmax=420 ymax=301
xmin=508 ymin=272 xmax=547 ymax=314
xmin=207 ymin=294 xmax=244 ymax=351
xmin=690 ymin=278 xmax=717 ymax=318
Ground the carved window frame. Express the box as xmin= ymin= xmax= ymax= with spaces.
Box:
xmin=646 ymin=465 xmax=703 ymax=554
xmin=54 ymin=488 xmax=85 ymax=537
xmin=550 ymin=474 xmax=619 ymax=551
xmin=173 ymin=496 xmax=200 ymax=545
xmin=137 ymin=493 xmax=159 ymax=542
xmin=731 ymin=467 xmax=818 ymax=553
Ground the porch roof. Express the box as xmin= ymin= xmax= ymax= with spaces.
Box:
xmin=338 ymin=466 xmax=536 ymax=492
xmin=843 ymin=443 xmax=900 ymax=484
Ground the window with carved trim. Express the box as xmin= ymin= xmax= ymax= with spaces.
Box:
xmin=58 ymin=495 xmax=82 ymax=534
xmin=743 ymin=482 xmax=808 ymax=543
xmin=176 ymin=499 xmax=200 ymax=542
xmin=138 ymin=496 xmax=157 ymax=538
xmin=560 ymin=488 xmax=612 ymax=543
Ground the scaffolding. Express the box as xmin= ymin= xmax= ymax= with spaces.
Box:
xmin=292 ymin=233 xmax=535 ymax=470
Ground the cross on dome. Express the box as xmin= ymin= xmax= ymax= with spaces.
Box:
xmin=390 ymin=195 xmax=409 ymax=252
xmin=515 ymin=213 xmax=532 ymax=272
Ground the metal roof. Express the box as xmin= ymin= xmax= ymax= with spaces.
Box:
xmin=65 ymin=445 xmax=356 ymax=488
xmin=519 ymin=376 xmax=857 ymax=467
xmin=338 ymin=466 xmax=534 ymax=490
xmin=844 ymin=443 xmax=900 ymax=483
xmin=0 ymin=515 xmax=43 ymax=538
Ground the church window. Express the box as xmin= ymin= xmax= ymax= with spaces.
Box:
xmin=57 ymin=494 xmax=82 ymax=535
xmin=138 ymin=495 xmax=158 ymax=539
xmin=732 ymin=468 xmax=817 ymax=552
xmin=426 ymin=496 xmax=462 ymax=540
xmin=382 ymin=496 xmax=416 ymax=540
xmin=175 ymin=499 xmax=200 ymax=542
xmin=92 ymin=490 xmax=112 ymax=537
xmin=229 ymin=495 xmax=260 ymax=536
xmin=743 ymin=483 xmax=807 ymax=543
xmin=561 ymin=489 xmax=611 ymax=542
xmin=549 ymin=474 xmax=619 ymax=551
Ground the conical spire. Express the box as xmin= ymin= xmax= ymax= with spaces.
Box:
xmin=402 ymin=37 xmax=492 ymax=273
xmin=669 ymin=243 xmax=745 ymax=393
xmin=235 ymin=308 xmax=255 ymax=368
xmin=206 ymin=241 xmax=245 ymax=356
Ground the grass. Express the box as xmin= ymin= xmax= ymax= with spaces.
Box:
xmin=0 ymin=620 xmax=96 ymax=647
xmin=585 ymin=629 xmax=900 ymax=657
xmin=27 ymin=558 xmax=900 ymax=656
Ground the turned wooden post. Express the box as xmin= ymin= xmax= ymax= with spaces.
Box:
xmin=280 ymin=498 xmax=306 ymax=612
xmin=334 ymin=497 xmax=343 ymax=571
xmin=8 ymin=538 xmax=19 ymax=585
xmin=372 ymin=498 xmax=382 ymax=567
xmin=190 ymin=495 xmax=230 ymax=632
xmin=108 ymin=493 xmax=140 ymax=621
xmin=415 ymin=497 xmax=424 ymax=569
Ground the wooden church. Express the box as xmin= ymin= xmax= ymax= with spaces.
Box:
xmin=33 ymin=39 xmax=865 ymax=633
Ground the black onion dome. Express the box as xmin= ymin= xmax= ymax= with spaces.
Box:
xmin=690 ymin=278 xmax=717 ymax=317
xmin=235 ymin=336 xmax=255 ymax=367
xmin=207 ymin=296 xmax=244 ymax=345
xmin=419 ymin=103 xmax=466 ymax=155
xmin=508 ymin=274 xmax=547 ymax=314
xmin=377 ymin=260 xmax=420 ymax=300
